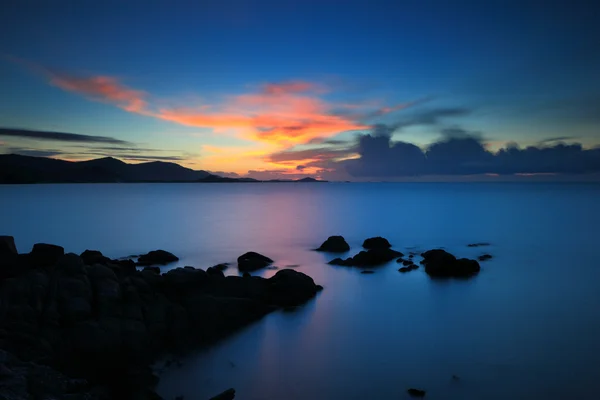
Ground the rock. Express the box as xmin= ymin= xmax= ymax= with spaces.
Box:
xmin=137 ymin=250 xmax=179 ymax=266
xmin=142 ymin=266 xmax=161 ymax=274
xmin=421 ymin=249 xmax=480 ymax=278
xmin=56 ymin=253 xmax=86 ymax=275
xmin=267 ymin=269 xmax=321 ymax=307
xmin=478 ymin=254 xmax=493 ymax=261
xmin=242 ymin=272 xmax=251 ymax=278
xmin=110 ymin=259 xmax=137 ymax=275
xmin=360 ymin=270 xmax=375 ymax=274
xmin=209 ymin=388 xmax=235 ymax=400
xmin=213 ymin=263 xmax=229 ymax=271
xmin=399 ymin=259 xmax=414 ymax=266
xmin=81 ymin=250 xmax=111 ymax=265
xmin=467 ymin=242 xmax=490 ymax=247
xmin=0 ymin=235 xmax=17 ymax=255
xmin=316 ymin=236 xmax=350 ymax=252
xmin=237 ymin=252 xmax=273 ymax=272
xmin=207 ymin=266 xmax=225 ymax=278
xmin=407 ymin=388 xmax=426 ymax=397
xmin=408 ymin=254 xmax=414 ymax=259
xmin=362 ymin=236 xmax=392 ymax=249
xmin=399 ymin=267 xmax=411 ymax=273
xmin=30 ymin=243 xmax=65 ymax=266
xmin=329 ymin=248 xmax=403 ymax=267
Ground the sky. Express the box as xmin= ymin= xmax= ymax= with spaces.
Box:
xmin=1 ymin=0 xmax=599 ymax=180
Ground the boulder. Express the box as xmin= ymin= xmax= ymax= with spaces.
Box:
xmin=328 ymin=258 xmax=347 ymax=266
xmin=467 ymin=242 xmax=490 ymax=247
xmin=137 ymin=250 xmax=179 ymax=266
xmin=399 ymin=265 xmax=419 ymax=273
xmin=267 ymin=269 xmax=321 ymax=307
xmin=142 ymin=266 xmax=161 ymax=274
xmin=316 ymin=236 xmax=350 ymax=252
xmin=30 ymin=243 xmax=64 ymax=266
xmin=213 ymin=263 xmax=229 ymax=271
xmin=478 ymin=254 xmax=493 ymax=261
xmin=207 ymin=266 xmax=225 ymax=278
xmin=56 ymin=253 xmax=86 ymax=275
xmin=0 ymin=235 xmax=17 ymax=256
xmin=81 ymin=250 xmax=111 ymax=265
xmin=421 ymin=249 xmax=480 ymax=278
xmin=328 ymin=248 xmax=403 ymax=267
xmin=110 ymin=259 xmax=137 ymax=275
xmin=360 ymin=270 xmax=375 ymax=274
xmin=362 ymin=236 xmax=392 ymax=249
xmin=237 ymin=252 xmax=273 ymax=272
xmin=209 ymin=388 xmax=236 ymax=400
xmin=407 ymin=388 xmax=426 ymax=397
xmin=398 ymin=259 xmax=414 ymax=266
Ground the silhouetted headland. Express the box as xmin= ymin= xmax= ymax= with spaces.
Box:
xmin=0 ymin=154 xmax=328 ymax=184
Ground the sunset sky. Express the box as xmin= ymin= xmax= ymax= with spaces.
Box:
xmin=1 ymin=1 xmax=599 ymax=180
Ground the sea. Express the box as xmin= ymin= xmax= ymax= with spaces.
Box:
xmin=1 ymin=182 xmax=599 ymax=399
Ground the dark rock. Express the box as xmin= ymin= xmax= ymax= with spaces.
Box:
xmin=349 ymin=248 xmax=403 ymax=266
xmin=408 ymin=254 xmax=414 ymax=259
xmin=316 ymin=236 xmax=350 ymax=252
xmin=360 ymin=270 xmax=375 ymax=274
xmin=399 ymin=267 xmax=411 ymax=273
xmin=401 ymin=259 xmax=414 ymax=266
xmin=467 ymin=242 xmax=490 ymax=247
xmin=80 ymin=250 xmax=111 ymax=265
xmin=421 ymin=249 xmax=480 ymax=278
xmin=328 ymin=258 xmax=348 ymax=266
xmin=0 ymin=235 xmax=18 ymax=255
xmin=30 ymin=243 xmax=65 ymax=266
xmin=213 ymin=263 xmax=229 ymax=271
xmin=110 ymin=259 xmax=136 ymax=274
xmin=207 ymin=266 xmax=225 ymax=278
xmin=242 ymin=272 xmax=251 ymax=278
xmin=209 ymin=388 xmax=235 ymax=400
xmin=362 ymin=236 xmax=392 ymax=249
xmin=142 ymin=266 xmax=161 ymax=274
xmin=267 ymin=269 xmax=321 ymax=307
xmin=237 ymin=252 xmax=273 ymax=272
xmin=329 ymin=248 xmax=402 ymax=267
xmin=478 ymin=254 xmax=493 ymax=261
xmin=57 ymin=253 xmax=86 ymax=275
xmin=137 ymin=250 xmax=179 ymax=266
xmin=407 ymin=388 xmax=426 ymax=397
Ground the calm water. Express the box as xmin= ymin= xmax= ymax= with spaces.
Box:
xmin=1 ymin=182 xmax=600 ymax=399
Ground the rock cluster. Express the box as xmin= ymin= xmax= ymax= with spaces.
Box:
xmin=0 ymin=237 xmax=321 ymax=399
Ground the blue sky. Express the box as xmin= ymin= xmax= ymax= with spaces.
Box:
xmin=1 ymin=0 xmax=599 ymax=178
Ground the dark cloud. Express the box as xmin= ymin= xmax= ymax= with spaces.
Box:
xmin=339 ymin=126 xmax=600 ymax=177
xmin=296 ymin=165 xmax=306 ymax=170
xmin=306 ymin=137 xmax=351 ymax=145
xmin=0 ymin=127 xmax=131 ymax=144
xmin=538 ymin=136 xmax=579 ymax=144
xmin=4 ymin=147 xmax=64 ymax=158
xmin=397 ymin=108 xmax=471 ymax=129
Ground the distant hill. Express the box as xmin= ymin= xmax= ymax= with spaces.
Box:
xmin=0 ymin=154 xmax=329 ymax=184
xmin=0 ymin=154 xmax=210 ymax=183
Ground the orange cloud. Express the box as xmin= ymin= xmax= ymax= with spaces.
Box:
xmin=49 ymin=74 xmax=148 ymax=113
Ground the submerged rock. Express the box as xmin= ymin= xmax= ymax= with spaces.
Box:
xmin=209 ymin=388 xmax=236 ymax=400
xmin=407 ymin=388 xmax=426 ymax=397
xmin=329 ymin=248 xmax=403 ymax=267
xmin=136 ymin=250 xmax=179 ymax=266
xmin=360 ymin=270 xmax=375 ymax=274
xmin=362 ymin=236 xmax=392 ymax=249
xmin=237 ymin=251 xmax=273 ymax=272
xmin=421 ymin=249 xmax=480 ymax=278
xmin=478 ymin=254 xmax=493 ymax=261
xmin=398 ymin=265 xmax=418 ymax=273
xmin=316 ymin=236 xmax=350 ymax=252
xmin=467 ymin=242 xmax=490 ymax=247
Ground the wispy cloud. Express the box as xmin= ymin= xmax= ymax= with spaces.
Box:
xmin=49 ymin=74 xmax=148 ymax=112
xmin=0 ymin=127 xmax=131 ymax=144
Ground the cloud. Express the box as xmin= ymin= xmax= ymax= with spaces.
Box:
xmin=339 ymin=126 xmax=600 ymax=177
xmin=267 ymin=146 xmax=356 ymax=164
xmin=296 ymin=165 xmax=306 ymax=171
xmin=42 ymin=70 xmax=148 ymax=112
xmin=537 ymin=136 xmax=579 ymax=144
xmin=0 ymin=127 xmax=131 ymax=144
xmin=3 ymin=147 xmax=64 ymax=158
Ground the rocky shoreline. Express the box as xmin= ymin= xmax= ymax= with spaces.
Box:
xmin=0 ymin=236 xmax=322 ymax=400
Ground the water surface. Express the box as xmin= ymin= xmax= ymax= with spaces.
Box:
xmin=1 ymin=182 xmax=599 ymax=399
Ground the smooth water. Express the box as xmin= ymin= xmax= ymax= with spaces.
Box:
xmin=1 ymin=182 xmax=600 ymax=399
